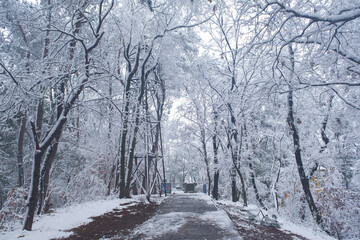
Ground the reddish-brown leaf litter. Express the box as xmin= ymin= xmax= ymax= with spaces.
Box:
xmin=56 ymin=201 xmax=158 ymax=240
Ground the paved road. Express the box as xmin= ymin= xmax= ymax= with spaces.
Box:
xmin=128 ymin=193 xmax=242 ymax=240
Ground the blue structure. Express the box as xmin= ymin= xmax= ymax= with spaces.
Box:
xmin=162 ymin=183 xmax=171 ymax=193
xmin=203 ymin=184 xmax=207 ymax=194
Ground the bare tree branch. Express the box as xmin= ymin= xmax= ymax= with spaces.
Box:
xmin=0 ymin=61 xmax=20 ymax=86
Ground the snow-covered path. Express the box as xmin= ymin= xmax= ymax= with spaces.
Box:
xmin=128 ymin=193 xmax=242 ymax=240
xmin=0 ymin=193 xmax=336 ymax=240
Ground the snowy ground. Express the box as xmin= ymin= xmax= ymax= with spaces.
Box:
xmin=0 ymin=193 xmax=337 ymax=240
xmin=129 ymin=193 xmax=241 ymax=239
xmin=0 ymin=197 xmax=139 ymax=240
xmin=217 ymin=200 xmax=336 ymax=240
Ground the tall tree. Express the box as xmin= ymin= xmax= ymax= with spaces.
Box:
xmin=23 ymin=0 xmax=114 ymax=230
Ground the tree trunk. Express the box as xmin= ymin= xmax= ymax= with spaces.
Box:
xmin=23 ymin=0 xmax=113 ymax=230
xmin=119 ymin=44 xmax=141 ymax=199
xmin=245 ymin=123 xmax=266 ymax=209
xmin=233 ymin=163 xmax=247 ymax=205
xmin=37 ymin=131 xmax=61 ymax=214
xmin=38 ymin=69 xmax=65 ymax=215
xmin=23 ymin=124 xmax=44 ymax=230
xmin=24 ymin=0 xmax=51 ymax=227
xmin=287 ymin=44 xmax=323 ymax=226
xmin=201 ymin=128 xmax=212 ymax=196
xmin=124 ymin=107 xmax=141 ymax=198
xmin=227 ymin=103 xmax=247 ymax=205
xmin=288 ymin=89 xmax=322 ymax=224
xmin=122 ymin=45 xmax=153 ymax=199
xmin=107 ymin=162 xmax=116 ymax=196
xmin=106 ymin=79 xmax=114 ymax=195
xmin=16 ymin=19 xmax=31 ymax=188
xmin=231 ymin=177 xmax=238 ymax=202
xmin=160 ymin=125 xmax=167 ymax=197
xmin=212 ymin=111 xmax=219 ymax=199
xmin=155 ymin=69 xmax=167 ymax=197
xmin=272 ymin=157 xmax=281 ymax=211
xmin=23 ymin=151 xmax=44 ymax=230
xmin=17 ymin=114 xmax=27 ymax=187
xmin=249 ymin=162 xmax=266 ymax=209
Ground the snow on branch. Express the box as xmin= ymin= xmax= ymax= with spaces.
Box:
xmin=294 ymin=39 xmax=360 ymax=65
xmin=265 ymin=1 xmax=360 ymax=24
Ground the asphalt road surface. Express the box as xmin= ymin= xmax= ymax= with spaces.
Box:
xmin=128 ymin=193 xmax=242 ymax=240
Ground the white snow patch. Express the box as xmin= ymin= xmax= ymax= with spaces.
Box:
xmin=131 ymin=212 xmax=188 ymax=237
xmin=217 ymin=200 xmax=336 ymax=240
xmin=278 ymin=218 xmax=336 ymax=240
xmin=0 ymin=197 xmax=137 ymax=240
xmin=186 ymin=193 xmax=216 ymax=206
xmin=199 ymin=210 xmax=238 ymax=234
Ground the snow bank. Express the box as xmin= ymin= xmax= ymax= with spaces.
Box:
xmin=217 ymin=200 xmax=336 ymax=240
xmin=279 ymin=218 xmax=336 ymax=240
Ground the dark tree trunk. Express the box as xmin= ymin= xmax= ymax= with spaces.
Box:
xmin=249 ymin=162 xmax=266 ymax=210
xmin=212 ymin=110 xmax=219 ymax=199
xmin=160 ymin=126 xmax=167 ymax=197
xmin=227 ymin=103 xmax=247 ymax=206
xmin=36 ymin=1 xmax=85 ymax=212
xmin=122 ymin=46 xmax=153 ymax=199
xmin=114 ymin=156 xmax=120 ymax=192
xmin=38 ymin=72 xmax=65 ymax=215
xmin=201 ymin=128 xmax=212 ymax=196
xmin=17 ymin=114 xmax=27 ymax=187
xmin=245 ymin=123 xmax=266 ymax=209
xmin=233 ymin=162 xmax=247 ymax=205
xmin=287 ymin=45 xmax=323 ymax=226
xmin=156 ymin=69 xmax=167 ymax=197
xmin=119 ymin=124 xmax=128 ymax=198
xmin=273 ymin=159 xmax=281 ymax=210
xmin=132 ymin=169 xmax=139 ymax=195
xmin=288 ymin=91 xmax=322 ymax=224
xmin=35 ymin=100 xmax=44 ymax=139
xmin=231 ymin=173 xmax=238 ymax=202
xmin=106 ymin=80 xmax=114 ymax=195
xmin=213 ymin=170 xmax=219 ymax=199
xmin=23 ymin=151 xmax=44 ymax=230
xmin=37 ymin=131 xmax=60 ymax=215
xmin=124 ymin=107 xmax=141 ymax=198
xmin=119 ymin=44 xmax=141 ymax=199
xmin=23 ymin=123 xmax=44 ymax=231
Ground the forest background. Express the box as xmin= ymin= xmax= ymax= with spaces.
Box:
xmin=0 ymin=0 xmax=359 ymax=239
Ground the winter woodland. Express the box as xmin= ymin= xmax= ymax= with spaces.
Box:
xmin=0 ymin=0 xmax=359 ymax=239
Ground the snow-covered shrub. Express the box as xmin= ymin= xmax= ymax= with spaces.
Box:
xmin=0 ymin=188 xmax=27 ymax=231
xmin=49 ymin=144 xmax=110 ymax=207
xmin=63 ymin=163 xmax=108 ymax=204
xmin=320 ymin=188 xmax=360 ymax=239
